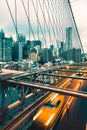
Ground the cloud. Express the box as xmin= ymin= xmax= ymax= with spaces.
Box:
xmin=0 ymin=0 xmax=87 ymax=52
xmin=71 ymin=0 xmax=87 ymax=52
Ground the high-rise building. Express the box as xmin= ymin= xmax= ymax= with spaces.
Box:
xmin=66 ymin=27 xmax=72 ymax=61
xmin=13 ymin=41 xmax=23 ymax=61
xmin=72 ymin=48 xmax=81 ymax=62
xmin=39 ymin=48 xmax=53 ymax=64
xmin=50 ymin=45 xmax=54 ymax=56
xmin=56 ymin=40 xmax=61 ymax=56
xmin=2 ymin=37 xmax=12 ymax=62
xmin=18 ymin=33 xmax=26 ymax=47
xmin=66 ymin=27 xmax=72 ymax=51
xmin=0 ymin=29 xmax=5 ymax=39
xmin=0 ymin=38 xmax=3 ymax=61
xmin=12 ymin=34 xmax=25 ymax=61
xmin=31 ymin=40 xmax=42 ymax=49
xmin=63 ymin=48 xmax=81 ymax=62
xmin=57 ymin=41 xmax=66 ymax=59
xmin=0 ymin=30 xmax=12 ymax=62
xmin=50 ymin=45 xmax=54 ymax=51
xmin=23 ymin=40 xmax=41 ymax=60
xmin=23 ymin=40 xmax=31 ymax=59
xmin=29 ymin=48 xmax=38 ymax=62
xmin=0 ymin=29 xmax=5 ymax=61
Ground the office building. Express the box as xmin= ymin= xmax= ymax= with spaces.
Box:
xmin=0 ymin=30 xmax=12 ymax=62
xmin=2 ymin=37 xmax=12 ymax=62
xmin=0 ymin=29 xmax=5 ymax=61
xmin=18 ymin=33 xmax=26 ymax=47
xmin=23 ymin=40 xmax=31 ymax=59
xmin=31 ymin=40 xmax=42 ymax=49
xmin=66 ymin=27 xmax=72 ymax=51
xmin=63 ymin=48 xmax=81 ymax=62
xmin=39 ymin=48 xmax=53 ymax=64
xmin=13 ymin=41 xmax=23 ymax=61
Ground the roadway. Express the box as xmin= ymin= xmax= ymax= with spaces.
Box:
xmin=2 ymin=66 xmax=87 ymax=130
xmin=54 ymin=76 xmax=87 ymax=130
xmin=28 ymin=75 xmax=87 ymax=130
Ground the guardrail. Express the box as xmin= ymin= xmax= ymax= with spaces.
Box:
xmin=7 ymin=80 xmax=87 ymax=99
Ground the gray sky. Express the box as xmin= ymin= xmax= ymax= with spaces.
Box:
xmin=70 ymin=0 xmax=87 ymax=53
xmin=0 ymin=0 xmax=87 ymax=52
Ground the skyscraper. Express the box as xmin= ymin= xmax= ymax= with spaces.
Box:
xmin=66 ymin=27 xmax=72 ymax=51
xmin=13 ymin=41 xmax=23 ymax=61
xmin=2 ymin=37 xmax=12 ymax=62
xmin=66 ymin=27 xmax=72 ymax=61
xmin=0 ymin=29 xmax=5 ymax=61
xmin=39 ymin=48 xmax=53 ymax=64
xmin=0 ymin=29 xmax=12 ymax=62
xmin=23 ymin=40 xmax=31 ymax=59
xmin=18 ymin=33 xmax=26 ymax=47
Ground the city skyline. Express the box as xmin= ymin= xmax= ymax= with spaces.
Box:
xmin=0 ymin=0 xmax=86 ymax=52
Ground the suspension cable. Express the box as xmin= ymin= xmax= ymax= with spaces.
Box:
xmin=5 ymin=0 xmax=18 ymax=40
xmin=21 ymin=0 xmax=35 ymax=40
xmin=27 ymin=0 xmax=30 ymax=40
xmin=68 ymin=0 xmax=84 ymax=54
xmin=31 ymin=0 xmax=46 ymax=45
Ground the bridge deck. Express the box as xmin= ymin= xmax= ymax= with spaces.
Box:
xmin=0 ymin=69 xmax=24 ymax=80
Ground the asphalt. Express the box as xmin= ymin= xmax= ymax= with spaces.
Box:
xmin=28 ymin=77 xmax=87 ymax=130
xmin=55 ymin=79 xmax=87 ymax=130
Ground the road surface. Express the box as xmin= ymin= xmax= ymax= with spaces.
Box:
xmin=54 ymin=79 xmax=87 ymax=130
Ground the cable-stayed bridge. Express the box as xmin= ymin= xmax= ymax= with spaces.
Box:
xmin=5 ymin=0 xmax=84 ymax=61
xmin=0 ymin=0 xmax=87 ymax=130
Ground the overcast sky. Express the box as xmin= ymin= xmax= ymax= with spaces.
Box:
xmin=70 ymin=0 xmax=87 ymax=53
xmin=0 ymin=0 xmax=87 ymax=53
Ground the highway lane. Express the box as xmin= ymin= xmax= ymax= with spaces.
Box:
xmin=54 ymin=78 xmax=87 ymax=130
xmin=28 ymin=76 xmax=87 ymax=130
xmin=27 ymin=78 xmax=82 ymax=130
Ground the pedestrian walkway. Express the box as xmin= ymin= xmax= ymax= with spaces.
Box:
xmin=0 ymin=69 xmax=23 ymax=80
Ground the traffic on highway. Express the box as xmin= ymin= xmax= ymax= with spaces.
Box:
xmin=28 ymin=69 xmax=85 ymax=130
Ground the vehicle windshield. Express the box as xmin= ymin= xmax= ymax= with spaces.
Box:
xmin=43 ymin=100 xmax=61 ymax=108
